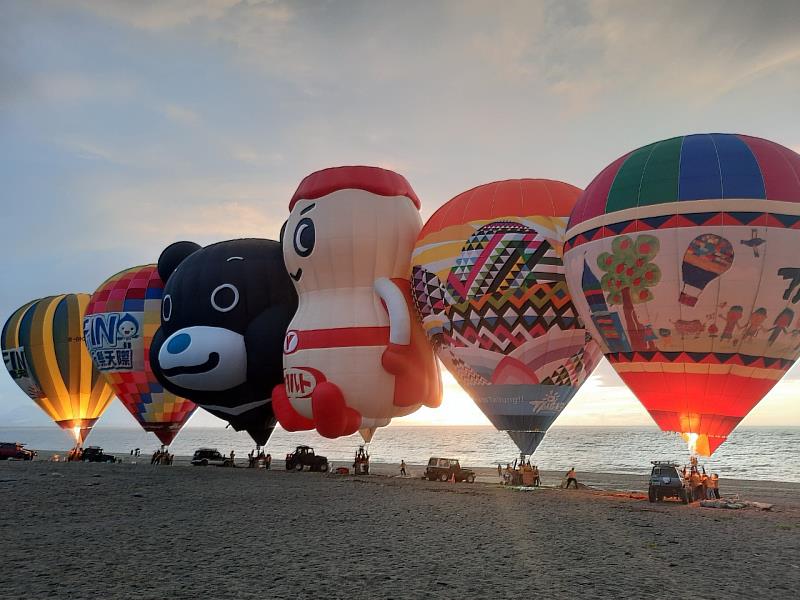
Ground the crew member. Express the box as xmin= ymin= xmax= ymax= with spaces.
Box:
xmin=565 ymin=467 xmax=578 ymax=489
xmin=709 ymin=473 xmax=720 ymax=499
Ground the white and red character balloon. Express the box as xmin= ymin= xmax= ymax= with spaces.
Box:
xmin=272 ymin=166 xmax=441 ymax=439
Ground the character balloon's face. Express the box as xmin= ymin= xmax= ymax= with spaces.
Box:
xmin=116 ymin=315 xmax=139 ymax=339
xmin=151 ymin=240 xmax=285 ymax=399
xmin=158 ymin=262 xmax=249 ymax=392
xmin=283 ymin=190 xmax=421 ymax=293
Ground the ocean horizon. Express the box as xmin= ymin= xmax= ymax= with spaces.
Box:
xmin=2 ymin=424 xmax=797 ymax=483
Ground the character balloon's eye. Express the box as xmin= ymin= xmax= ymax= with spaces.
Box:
xmin=293 ymin=217 xmax=315 ymax=257
xmin=210 ymin=284 xmax=239 ymax=312
xmin=162 ymin=294 xmax=172 ymax=322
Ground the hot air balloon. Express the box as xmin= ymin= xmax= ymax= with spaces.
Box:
xmin=149 ymin=239 xmax=297 ymax=446
xmin=2 ymin=294 xmax=114 ymax=445
xmin=84 ymin=265 xmax=197 ymax=445
xmin=564 ymin=133 xmax=800 ymax=456
xmin=272 ymin=166 xmax=442 ymax=439
xmin=410 ymin=179 xmax=602 ymax=457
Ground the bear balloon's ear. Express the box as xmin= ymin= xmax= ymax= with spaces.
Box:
xmin=157 ymin=241 xmax=202 ymax=282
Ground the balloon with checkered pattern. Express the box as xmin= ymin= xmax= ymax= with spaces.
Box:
xmin=84 ymin=264 xmax=197 ymax=445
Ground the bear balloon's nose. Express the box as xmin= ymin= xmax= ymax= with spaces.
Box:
xmin=166 ymin=332 xmax=191 ymax=354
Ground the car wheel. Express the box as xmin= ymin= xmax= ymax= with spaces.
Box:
xmin=466 ymin=474 xmax=475 ymax=484
xmin=295 ymin=462 xmax=304 ymax=471
xmin=285 ymin=462 xmax=293 ymax=471
xmin=648 ymin=488 xmax=656 ymax=503
xmin=201 ymin=459 xmax=209 ymax=466
xmin=319 ymin=462 xmax=329 ymax=473
xmin=438 ymin=472 xmax=449 ymax=482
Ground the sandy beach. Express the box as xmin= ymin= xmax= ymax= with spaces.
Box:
xmin=1 ymin=458 xmax=798 ymax=600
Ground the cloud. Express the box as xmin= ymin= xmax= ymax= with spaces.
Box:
xmin=70 ymin=0 xmax=251 ymax=31
xmin=33 ymin=72 xmax=138 ymax=103
xmin=160 ymin=103 xmax=200 ymax=125
xmin=73 ymin=175 xmax=294 ymax=247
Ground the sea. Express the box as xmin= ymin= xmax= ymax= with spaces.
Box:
xmin=1 ymin=425 xmax=797 ymax=483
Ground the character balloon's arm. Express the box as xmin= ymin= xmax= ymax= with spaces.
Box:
xmin=377 ymin=278 xmax=442 ymax=409
xmin=374 ymin=277 xmax=410 ymax=345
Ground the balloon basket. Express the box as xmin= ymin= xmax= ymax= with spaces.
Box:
xmin=353 ymin=445 xmax=370 ymax=475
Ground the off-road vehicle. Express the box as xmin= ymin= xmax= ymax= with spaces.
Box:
xmin=285 ymin=445 xmax=329 ymax=472
xmin=81 ymin=446 xmax=117 ymax=463
xmin=0 ymin=442 xmax=36 ymax=460
xmin=648 ymin=461 xmax=691 ymax=504
xmin=191 ymin=448 xmax=232 ymax=467
xmin=424 ymin=457 xmax=475 ymax=483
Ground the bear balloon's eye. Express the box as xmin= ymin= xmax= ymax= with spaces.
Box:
xmin=162 ymin=294 xmax=172 ymax=322
xmin=210 ymin=284 xmax=239 ymax=313
xmin=293 ymin=217 xmax=315 ymax=257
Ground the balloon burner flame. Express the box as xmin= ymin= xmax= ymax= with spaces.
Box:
xmin=682 ymin=432 xmax=699 ymax=455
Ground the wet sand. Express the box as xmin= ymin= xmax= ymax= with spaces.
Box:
xmin=1 ymin=458 xmax=798 ymax=599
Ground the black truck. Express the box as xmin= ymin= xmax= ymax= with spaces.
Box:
xmin=648 ymin=461 xmax=691 ymax=504
xmin=81 ymin=446 xmax=117 ymax=463
xmin=285 ymin=445 xmax=329 ymax=472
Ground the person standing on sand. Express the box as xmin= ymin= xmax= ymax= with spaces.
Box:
xmin=710 ymin=473 xmax=720 ymax=499
xmin=689 ymin=468 xmax=702 ymax=501
xmin=565 ymin=467 xmax=578 ymax=489
xmin=266 ymin=453 xmax=272 ymax=469
xmin=230 ymin=450 xmax=236 ymax=467
xmin=400 ymin=460 xmax=407 ymax=477
xmin=533 ymin=465 xmax=540 ymax=487
xmin=702 ymin=472 xmax=713 ymax=499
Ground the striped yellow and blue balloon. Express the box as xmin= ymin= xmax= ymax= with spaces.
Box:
xmin=2 ymin=294 xmax=114 ymax=445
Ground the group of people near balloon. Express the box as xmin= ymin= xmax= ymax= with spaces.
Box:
xmin=3 ymin=132 xmax=800 ymax=463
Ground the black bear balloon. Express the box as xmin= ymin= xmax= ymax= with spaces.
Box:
xmin=149 ymin=239 xmax=297 ymax=445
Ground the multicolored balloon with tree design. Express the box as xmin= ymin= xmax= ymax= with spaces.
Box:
xmin=564 ymin=133 xmax=800 ymax=455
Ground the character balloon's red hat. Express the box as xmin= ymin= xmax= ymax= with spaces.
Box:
xmin=290 ymin=165 xmax=421 ymax=211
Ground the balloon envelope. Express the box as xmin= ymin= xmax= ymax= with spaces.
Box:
xmin=411 ymin=179 xmax=602 ymax=455
xmin=149 ymin=239 xmax=298 ymax=446
xmin=84 ymin=265 xmax=197 ymax=445
xmin=2 ymin=294 xmax=114 ymax=444
xmin=273 ymin=166 xmax=441 ymax=440
xmin=564 ymin=133 xmax=800 ymax=455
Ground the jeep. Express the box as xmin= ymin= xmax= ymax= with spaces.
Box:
xmin=285 ymin=445 xmax=329 ymax=472
xmin=648 ymin=461 xmax=691 ymax=504
xmin=81 ymin=446 xmax=117 ymax=463
xmin=191 ymin=448 xmax=232 ymax=467
xmin=424 ymin=457 xmax=475 ymax=483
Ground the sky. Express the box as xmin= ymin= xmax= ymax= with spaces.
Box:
xmin=1 ymin=0 xmax=800 ymax=429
